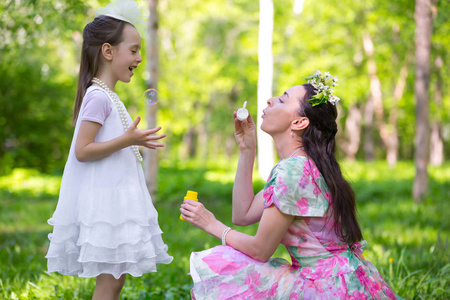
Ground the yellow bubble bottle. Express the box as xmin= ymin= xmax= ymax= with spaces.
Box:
xmin=180 ymin=190 xmax=198 ymax=221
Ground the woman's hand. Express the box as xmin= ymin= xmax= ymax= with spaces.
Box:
xmin=180 ymin=200 xmax=218 ymax=234
xmin=233 ymin=111 xmax=256 ymax=152
xmin=126 ymin=116 xmax=166 ymax=149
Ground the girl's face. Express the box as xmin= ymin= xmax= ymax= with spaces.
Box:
xmin=111 ymin=24 xmax=142 ymax=83
xmin=261 ymin=85 xmax=304 ymax=136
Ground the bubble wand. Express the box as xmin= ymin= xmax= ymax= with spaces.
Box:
xmin=236 ymin=101 xmax=249 ymax=121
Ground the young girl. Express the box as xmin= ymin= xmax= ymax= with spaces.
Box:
xmin=46 ymin=1 xmax=172 ymax=298
xmin=181 ymin=71 xmax=402 ymax=299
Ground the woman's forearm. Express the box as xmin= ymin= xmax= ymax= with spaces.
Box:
xmin=208 ymin=210 xmax=292 ymax=262
xmin=232 ymin=150 xmax=260 ymax=225
xmin=227 ymin=231 xmax=271 ymax=262
xmin=205 ymin=220 xmax=272 ymax=262
xmin=181 ymin=200 xmax=292 ymax=262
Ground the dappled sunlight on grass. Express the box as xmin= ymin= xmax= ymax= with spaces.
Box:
xmin=204 ymin=170 xmax=235 ymax=184
xmin=429 ymin=163 xmax=450 ymax=183
xmin=341 ymin=160 xmax=417 ymax=181
xmin=0 ymin=160 xmax=449 ymax=299
xmin=365 ymin=225 xmax=444 ymax=250
xmin=0 ymin=169 xmax=61 ymax=198
xmin=0 ymin=198 xmax=54 ymax=233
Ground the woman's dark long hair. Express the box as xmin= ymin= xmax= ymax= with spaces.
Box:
xmin=73 ymin=16 xmax=127 ymax=125
xmin=298 ymin=84 xmax=363 ymax=244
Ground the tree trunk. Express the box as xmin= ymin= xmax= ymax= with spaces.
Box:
xmin=362 ymin=32 xmax=392 ymax=158
xmin=363 ymin=98 xmax=375 ymax=161
xmin=413 ymin=0 xmax=431 ymax=202
xmin=387 ymin=59 xmax=409 ymax=166
xmin=145 ymin=0 xmax=159 ymax=199
xmin=361 ymin=32 xmax=375 ymax=161
xmin=257 ymin=0 xmax=275 ymax=180
xmin=198 ymin=120 xmax=208 ymax=162
xmin=225 ymin=135 xmax=236 ymax=158
xmin=429 ymin=56 xmax=444 ymax=166
xmin=184 ymin=127 xmax=197 ymax=158
xmin=343 ymin=104 xmax=362 ymax=160
xmin=430 ymin=122 xmax=444 ymax=166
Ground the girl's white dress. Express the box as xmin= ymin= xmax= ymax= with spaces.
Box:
xmin=46 ymin=86 xmax=173 ymax=279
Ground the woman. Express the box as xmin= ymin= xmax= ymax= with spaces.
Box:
xmin=180 ymin=72 xmax=401 ymax=299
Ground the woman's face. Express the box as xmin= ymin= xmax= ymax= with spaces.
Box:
xmin=261 ymin=85 xmax=304 ymax=135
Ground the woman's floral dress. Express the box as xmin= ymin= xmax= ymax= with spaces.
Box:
xmin=190 ymin=156 xmax=402 ymax=299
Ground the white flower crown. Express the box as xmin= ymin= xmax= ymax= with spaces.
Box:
xmin=95 ymin=0 xmax=147 ymax=38
xmin=304 ymin=70 xmax=340 ymax=106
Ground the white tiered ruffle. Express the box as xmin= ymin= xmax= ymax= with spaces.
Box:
xmin=46 ymin=220 xmax=172 ymax=278
xmin=46 ymin=215 xmax=173 ymax=278
xmin=46 ymin=163 xmax=173 ymax=279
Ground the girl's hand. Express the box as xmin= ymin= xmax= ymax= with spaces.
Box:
xmin=127 ymin=116 xmax=166 ymax=149
xmin=180 ymin=200 xmax=217 ymax=233
xmin=233 ymin=111 xmax=256 ymax=152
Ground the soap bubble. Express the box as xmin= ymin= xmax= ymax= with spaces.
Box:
xmin=144 ymin=89 xmax=158 ymax=105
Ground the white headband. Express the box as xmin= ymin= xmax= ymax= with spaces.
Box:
xmin=95 ymin=0 xmax=147 ymax=38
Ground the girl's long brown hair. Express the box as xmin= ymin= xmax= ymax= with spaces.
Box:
xmin=73 ymin=16 xmax=127 ymax=125
xmin=298 ymin=84 xmax=363 ymax=244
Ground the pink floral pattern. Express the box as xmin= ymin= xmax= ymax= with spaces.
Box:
xmin=298 ymin=174 xmax=310 ymax=189
xmin=201 ymin=250 xmax=249 ymax=275
xmin=190 ymin=157 xmax=402 ymax=299
xmin=276 ymin=176 xmax=290 ymax=196
xmin=245 ymin=271 xmax=262 ymax=289
xmin=296 ymin=197 xmax=309 ymax=215
xmin=349 ymin=290 xmax=368 ymax=300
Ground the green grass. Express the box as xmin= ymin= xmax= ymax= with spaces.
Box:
xmin=0 ymin=160 xmax=449 ymax=299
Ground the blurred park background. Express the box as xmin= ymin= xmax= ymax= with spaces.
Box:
xmin=1 ymin=0 xmax=449 ymax=299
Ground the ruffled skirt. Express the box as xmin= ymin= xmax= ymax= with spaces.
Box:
xmin=46 ymin=161 xmax=173 ymax=279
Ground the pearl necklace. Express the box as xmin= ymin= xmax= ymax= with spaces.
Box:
xmin=91 ymin=77 xmax=143 ymax=162
xmin=272 ymin=147 xmax=305 ymax=175
xmin=289 ymin=147 xmax=304 ymax=158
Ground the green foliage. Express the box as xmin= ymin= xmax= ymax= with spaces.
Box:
xmin=0 ymin=161 xmax=449 ymax=299
xmin=1 ymin=0 xmax=450 ymax=172
xmin=0 ymin=0 xmax=89 ymax=173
